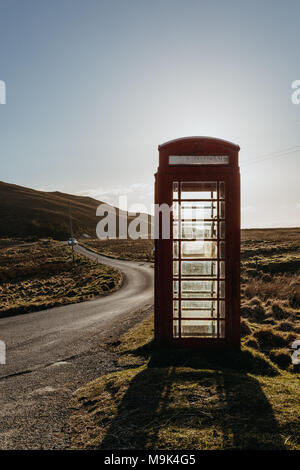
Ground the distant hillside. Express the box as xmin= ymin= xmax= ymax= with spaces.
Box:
xmin=0 ymin=181 xmax=151 ymax=240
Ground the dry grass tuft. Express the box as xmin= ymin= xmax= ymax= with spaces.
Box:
xmin=253 ymin=327 xmax=296 ymax=350
xmin=240 ymin=319 xmax=252 ymax=337
xmin=275 ymin=320 xmax=297 ymax=332
xmin=268 ymin=349 xmax=292 ymax=369
xmin=241 ymin=301 xmax=266 ymax=322
xmin=271 ymin=302 xmax=290 ymax=320
xmin=244 ymin=337 xmax=259 ymax=349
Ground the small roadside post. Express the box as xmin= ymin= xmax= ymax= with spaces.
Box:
xmin=68 ymin=202 xmax=75 ymax=263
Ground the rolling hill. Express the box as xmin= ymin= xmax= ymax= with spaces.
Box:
xmin=0 ymin=181 xmax=151 ymax=240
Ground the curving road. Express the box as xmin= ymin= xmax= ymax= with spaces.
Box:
xmin=0 ymin=245 xmax=154 ymax=449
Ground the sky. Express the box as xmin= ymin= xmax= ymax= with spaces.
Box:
xmin=0 ymin=0 xmax=299 ymax=228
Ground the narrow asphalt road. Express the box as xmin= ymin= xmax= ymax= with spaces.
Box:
xmin=0 ymin=245 xmax=154 ymax=449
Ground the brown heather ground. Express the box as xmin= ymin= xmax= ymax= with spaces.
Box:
xmin=0 ymin=239 xmax=122 ymax=317
xmin=70 ymin=228 xmax=300 ymax=450
xmin=240 ymin=228 xmax=300 ymax=368
xmin=82 ymin=238 xmax=154 ymax=262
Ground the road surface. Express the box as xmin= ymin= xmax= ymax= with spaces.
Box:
xmin=0 ymin=245 xmax=154 ymax=449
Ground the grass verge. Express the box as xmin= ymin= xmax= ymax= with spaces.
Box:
xmin=70 ymin=314 xmax=299 ymax=450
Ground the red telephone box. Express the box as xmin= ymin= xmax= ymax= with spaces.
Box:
xmin=154 ymin=136 xmax=240 ymax=350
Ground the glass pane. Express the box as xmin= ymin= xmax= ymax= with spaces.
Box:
xmin=173 ymin=221 xmax=179 ymax=239
xmin=181 ymin=241 xmax=217 ymax=259
xmin=181 ymin=260 xmax=217 ymax=277
xmin=220 ymin=300 xmax=225 ymax=318
xmin=220 ymin=261 xmax=225 ymax=278
xmin=173 ymin=261 xmax=179 ymax=277
xmin=181 ymin=221 xmax=217 ymax=239
xmin=219 ymin=320 xmax=225 ymax=338
xmin=181 ymin=201 xmax=217 ymax=220
xmin=173 ymin=319 xmax=179 ymax=338
xmin=219 ymin=221 xmax=225 ymax=239
xmin=172 ymin=202 xmax=179 ymax=219
xmin=181 ymin=320 xmax=218 ymax=338
xmin=173 ymin=182 xmax=179 ymax=199
xmin=173 ymin=280 xmax=179 ymax=298
xmin=219 ymin=241 xmax=225 ymax=259
xmin=173 ymin=241 xmax=179 ymax=258
xmin=219 ymin=201 xmax=225 ymax=219
xmin=173 ymin=300 xmax=179 ymax=316
xmin=181 ymin=182 xmax=217 ymax=199
xmin=219 ymin=181 xmax=225 ymax=199
xmin=180 ymin=280 xmax=217 ymax=298
xmin=219 ymin=281 xmax=225 ymax=298
xmin=181 ymin=300 xmax=217 ymax=318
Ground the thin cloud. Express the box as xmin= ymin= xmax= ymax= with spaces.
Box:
xmin=77 ymin=183 xmax=154 ymax=212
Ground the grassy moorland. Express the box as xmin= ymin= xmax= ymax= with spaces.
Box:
xmin=82 ymin=238 xmax=154 ymax=262
xmin=70 ymin=228 xmax=300 ymax=450
xmin=0 ymin=239 xmax=122 ymax=317
xmin=240 ymin=228 xmax=300 ymax=368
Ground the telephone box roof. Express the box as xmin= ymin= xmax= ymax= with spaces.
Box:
xmin=158 ymin=136 xmax=240 ymax=151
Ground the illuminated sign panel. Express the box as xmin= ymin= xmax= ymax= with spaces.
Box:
xmin=169 ymin=155 xmax=229 ymax=165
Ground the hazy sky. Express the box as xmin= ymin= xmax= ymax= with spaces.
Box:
xmin=0 ymin=0 xmax=299 ymax=228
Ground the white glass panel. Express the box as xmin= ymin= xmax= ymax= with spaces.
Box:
xmin=180 ymin=280 xmax=217 ymax=298
xmin=181 ymin=182 xmax=217 ymax=199
xmin=181 ymin=320 xmax=218 ymax=338
xmin=181 ymin=300 xmax=217 ymax=318
xmin=181 ymin=241 xmax=217 ymax=259
xmin=181 ymin=260 xmax=217 ymax=277
xmin=181 ymin=201 xmax=217 ymax=220
xmin=181 ymin=221 xmax=217 ymax=239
